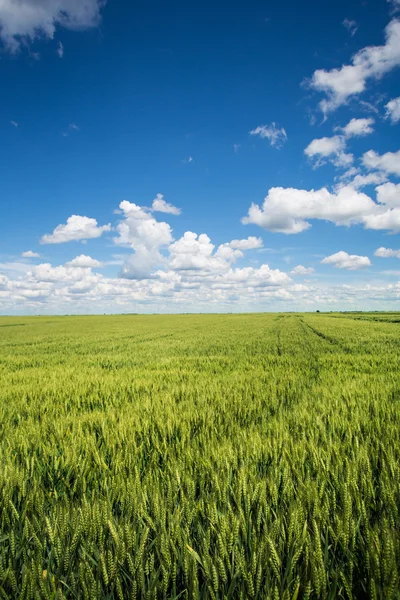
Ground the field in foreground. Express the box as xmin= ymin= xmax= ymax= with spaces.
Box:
xmin=0 ymin=313 xmax=400 ymax=600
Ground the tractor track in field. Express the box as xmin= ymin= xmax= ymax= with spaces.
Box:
xmin=299 ymin=318 xmax=348 ymax=352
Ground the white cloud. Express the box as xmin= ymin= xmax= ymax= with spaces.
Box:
xmin=242 ymin=185 xmax=377 ymax=233
xmin=249 ymin=123 xmax=287 ymax=148
xmin=151 ymin=193 xmax=181 ymax=215
xmin=115 ymin=200 xmax=173 ymax=279
xmin=339 ymin=117 xmax=375 ymax=137
xmin=0 ymin=0 xmax=106 ymax=51
xmin=57 ymin=40 xmax=64 ymax=58
xmin=305 ymin=118 xmax=374 ymax=169
xmin=169 ymin=232 xmax=226 ymax=271
xmin=339 ymin=171 xmax=388 ymax=190
xmin=304 ymin=135 xmax=353 ymax=167
xmin=385 ymin=97 xmax=400 ymax=123
xmin=362 ymin=209 xmax=400 ymax=231
xmin=291 ymin=265 xmax=315 ymax=276
xmin=225 ymin=236 xmax=263 ymax=250
xmin=28 ymin=263 xmax=101 ymax=283
xmin=41 ymin=215 xmax=111 ymax=244
xmin=321 ymin=251 xmax=371 ymax=270
xmin=21 ymin=250 xmax=40 ymax=258
xmin=362 ymin=149 xmax=400 ymax=176
xmin=243 ymin=182 xmax=400 ymax=234
xmin=65 ymin=255 xmax=104 ymax=268
xmin=114 ymin=201 xmax=262 ymax=280
xmin=233 ymin=144 xmax=241 ymax=153
xmin=4 ymin=250 xmax=400 ymax=313
xmin=10 ymin=120 xmax=18 ymax=127
xmin=215 ymin=264 xmax=290 ymax=287
xmin=374 ymin=247 xmax=400 ymax=258
xmin=343 ymin=18 xmax=358 ymax=36
xmin=309 ymin=19 xmax=400 ymax=113
xmin=375 ymin=182 xmax=400 ymax=207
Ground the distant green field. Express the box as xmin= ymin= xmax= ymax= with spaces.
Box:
xmin=0 ymin=314 xmax=399 ymax=599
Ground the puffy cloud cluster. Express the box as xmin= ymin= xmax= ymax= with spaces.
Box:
xmin=309 ymin=19 xmax=400 ymax=113
xmin=168 ymin=233 xmax=263 ymax=272
xmin=0 ymin=0 xmax=106 ymax=51
xmin=338 ymin=118 xmax=375 ymax=137
xmin=385 ymin=97 xmax=400 ymax=123
xmin=374 ymin=247 xmax=400 ymax=258
xmin=41 ymin=215 xmax=111 ymax=244
xmin=3 ymin=256 xmax=400 ymax=314
xmin=321 ymin=251 xmax=371 ymax=270
xmin=65 ymin=255 xmax=104 ymax=268
xmin=151 ymin=194 xmax=181 ymax=215
xmin=115 ymin=201 xmax=173 ymax=278
xmin=242 ymin=183 xmax=400 ymax=234
xmin=337 ymin=170 xmax=388 ymax=190
xmin=305 ymin=118 xmax=374 ymax=169
xmin=304 ymin=135 xmax=353 ymax=168
xmin=362 ymin=149 xmax=400 ymax=176
xmin=0 ymin=253 xmax=294 ymax=313
xmin=290 ymin=265 xmax=315 ymax=276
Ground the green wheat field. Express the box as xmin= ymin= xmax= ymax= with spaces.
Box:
xmin=1 ymin=313 xmax=400 ymax=599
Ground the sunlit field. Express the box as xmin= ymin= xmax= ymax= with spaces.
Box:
xmin=1 ymin=313 xmax=399 ymax=599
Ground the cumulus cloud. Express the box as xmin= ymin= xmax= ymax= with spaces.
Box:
xmin=339 ymin=117 xmax=375 ymax=137
xmin=309 ymin=19 xmax=400 ymax=113
xmin=249 ymin=123 xmax=287 ymax=148
xmin=65 ymin=255 xmax=104 ymax=268
xmin=337 ymin=170 xmax=388 ymax=190
xmin=305 ymin=118 xmax=374 ymax=170
xmin=151 ymin=194 xmax=181 ymax=215
xmin=41 ymin=215 xmax=111 ymax=244
xmin=304 ymin=135 xmax=353 ymax=167
xmin=343 ymin=18 xmax=358 ymax=36
xmin=3 ymin=251 xmax=400 ymax=313
xmin=115 ymin=200 xmax=173 ymax=279
xmin=375 ymin=182 xmax=400 ymax=207
xmin=242 ymin=186 xmax=377 ymax=233
xmin=21 ymin=250 xmax=40 ymax=258
xmin=242 ymin=183 xmax=400 ymax=234
xmin=362 ymin=149 xmax=400 ymax=176
xmin=28 ymin=263 xmax=101 ymax=283
xmin=321 ymin=251 xmax=371 ymax=270
xmin=0 ymin=0 xmax=106 ymax=51
xmin=375 ymin=247 xmax=400 ymax=258
xmin=385 ymin=97 xmax=400 ymax=122
xmin=169 ymin=232 xmax=227 ymax=271
xmin=225 ymin=237 xmax=263 ymax=250
xmin=215 ymin=264 xmax=290 ymax=287
xmin=290 ymin=265 xmax=315 ymax=276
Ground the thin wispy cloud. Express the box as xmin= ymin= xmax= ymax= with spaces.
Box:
xmin=342 ymin=18 xmax=358 ymax=36
xmin=249 ymin=123 xmax=287 ymax=148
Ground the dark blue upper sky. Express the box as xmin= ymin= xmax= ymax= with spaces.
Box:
xmin=0 ymin=0 xmax=400 ymax=313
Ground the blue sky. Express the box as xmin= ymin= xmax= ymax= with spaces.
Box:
xmin=1 ymin=0 xmax=400 ymax=314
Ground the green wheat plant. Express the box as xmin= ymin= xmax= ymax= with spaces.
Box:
xmin=0 ymin=313 xmax=399 ymax=598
